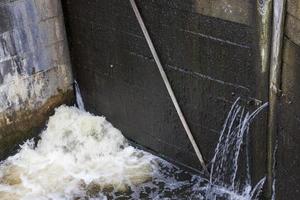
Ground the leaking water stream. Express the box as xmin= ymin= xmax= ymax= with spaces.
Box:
xmin=0 ymin=83 xmax=268 ymax=200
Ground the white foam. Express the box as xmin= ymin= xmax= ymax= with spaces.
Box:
xmin=0 ymin=99 xmax=268 ymax=199
xmin=0 ymin=106 xmax=156 ymax=199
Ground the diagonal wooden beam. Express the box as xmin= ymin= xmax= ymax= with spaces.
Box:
xmin=129 ymin=0 xmax=208 ymax=173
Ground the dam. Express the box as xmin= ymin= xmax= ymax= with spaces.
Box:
xmin=0 ymin=0 xmax=299 ymax=199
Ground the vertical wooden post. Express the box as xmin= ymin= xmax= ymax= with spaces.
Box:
xmin=253 ymin=0 xmax=273 ymax=198
xmin=268 ymin=0 xmax=286 ymax=199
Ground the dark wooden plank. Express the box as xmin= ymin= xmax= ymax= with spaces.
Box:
xmin=68 ymin=14 xmax=254 ymax=92
xmin=139 ymin=0 xmax=253 ymax=25
xmin=64 ymin=0 xmax=253 ymax=47
xmin=285 ymin=13 xmax=300 ymax=46
xmin=277 ymin=61 xmax=300 ymax=199
xmin=287 ymin=0 xmax=300 ymax=19
xmin=282 ymin=37 xmax=300 ymax=67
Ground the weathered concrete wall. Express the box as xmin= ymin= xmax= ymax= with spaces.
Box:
xmin=276 ymin=0 xmax=300 ymax=199
xmin=0 ymin=0 xmax=74 ymax=159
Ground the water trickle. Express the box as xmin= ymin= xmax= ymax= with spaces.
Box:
xmin=74 ymin=80 xmax=85 ymax=111
xmin=0 ymin=98 xmax=268 ymax=199
xmin=271 ymin=142 xmax=278 ymax=200
xmin=208 ymin=98 xmax=268 ymax=199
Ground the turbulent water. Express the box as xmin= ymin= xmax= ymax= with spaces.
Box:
xmin=0 ymin=106 xmax=157 ymax=199
xmin=0 ymin=95 xmax=267 ymax=199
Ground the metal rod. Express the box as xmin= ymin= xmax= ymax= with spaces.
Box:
xmin=268 ymin=0 xmax=286 ymax=199
xmin=129 ymin=0 xmax=207 ymax=172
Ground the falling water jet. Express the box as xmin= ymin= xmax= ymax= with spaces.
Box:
xmin=207 ymin=98 xmax=268 ymax=199
xmin=74 ymin=80 xmax=85 ymax=111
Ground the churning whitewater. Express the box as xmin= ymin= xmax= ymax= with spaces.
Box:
xmin=0 ymin=99 xmax=267 ymax=199
xmin=0 ymin=106 xmax=156 ymax=200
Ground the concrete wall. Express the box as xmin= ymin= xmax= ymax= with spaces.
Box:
xmin=0 ymin=0 xmax=73 ymax=159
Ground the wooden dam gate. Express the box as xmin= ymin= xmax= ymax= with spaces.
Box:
xmin=62 ymin=0 xmax=300 ymax=199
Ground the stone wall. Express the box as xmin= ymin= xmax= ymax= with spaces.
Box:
xmin=0 ymin=0 xmax=73 ymax=159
